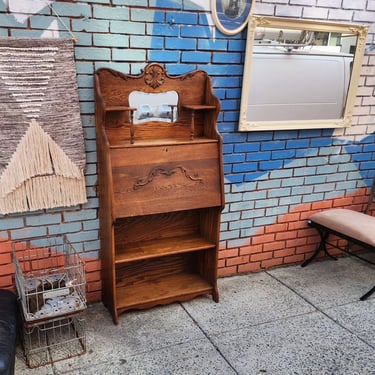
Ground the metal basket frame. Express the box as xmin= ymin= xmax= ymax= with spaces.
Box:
xmin=22 ymin=314 xmax=86 ymax=368
xmin=13 ymin=235 xmax=86 ymax=323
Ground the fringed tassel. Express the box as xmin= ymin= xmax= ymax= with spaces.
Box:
xmin=0 ymin=119 xmax=86 ymax=214
xmin=0 ymin=174 xmax=87 ymax=214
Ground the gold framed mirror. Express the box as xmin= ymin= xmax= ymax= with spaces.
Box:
xmin=239 ymin=16 xmax=368 ymax=131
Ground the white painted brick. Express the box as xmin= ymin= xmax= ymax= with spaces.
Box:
xmin=289 ymin=0 xmax=315 ymax=5
xmin=368 ymin=0 xmax=375 ymax=11
xmin=252 ymin=3 xmax=275 ymax=16
xmin=343 ymin=0 xmax=367 ymax=10
xmin=353 ymin=11 xmax=375 ymax=23
xmin=275 ymin=6 xmax=302 ymax=17
xmin=328 ymin=9 xmax=354 ymax=21
xmin=317 ymin=0 xmax=342 ymax=7
xmin=303 ymin=7 xmax=329 ymax=19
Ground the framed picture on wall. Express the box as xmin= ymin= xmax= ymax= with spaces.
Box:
xmin=211 ymin=0 xmax=254 ymax=35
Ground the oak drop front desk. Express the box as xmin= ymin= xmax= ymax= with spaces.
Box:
xmin=94 ymin=63 xmax=225 ymax=324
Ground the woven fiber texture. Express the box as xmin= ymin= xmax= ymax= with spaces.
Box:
xmin=0 ymin=38 xmax=86 ymax=214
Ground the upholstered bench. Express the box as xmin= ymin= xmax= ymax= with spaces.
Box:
xmin=302 ymin=179 xmax=375 ymax=301
xmin=0 ymin=289 xmax=18 ymax=375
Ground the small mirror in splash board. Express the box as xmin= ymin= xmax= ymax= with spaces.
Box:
xmin=129 ymin=91 xmax=179 ymax=124
xmin=239 ymin=16 xmax=368 ymax=131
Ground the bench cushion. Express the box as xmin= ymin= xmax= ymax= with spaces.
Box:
xmin=309 ymin=208 xmax=375 ymax=247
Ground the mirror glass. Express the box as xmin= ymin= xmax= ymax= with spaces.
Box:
xmin=129 ymin=91 xmax=179 ymax=124
xmin=239 ymin=16 xmax=368 ymax=131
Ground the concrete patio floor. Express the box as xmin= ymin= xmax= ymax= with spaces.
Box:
xmin=15 ymin=254 xmax=375 ymax=375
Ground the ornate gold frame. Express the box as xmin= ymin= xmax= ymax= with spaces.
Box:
xmin=239 ymin=16 xmax=369 ymax=131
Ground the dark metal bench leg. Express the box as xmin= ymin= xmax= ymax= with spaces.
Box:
xmin=360 ymin=285 xmax=375 ymax=301
xmin=301 ymin=229 xmax=337 ymax=267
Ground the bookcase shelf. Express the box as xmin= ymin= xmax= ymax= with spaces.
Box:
xmin=95 ymin=63 xmax=224 ymax=324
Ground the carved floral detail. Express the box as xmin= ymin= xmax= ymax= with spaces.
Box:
xmin=144 ymin=64 xmax=165 ymax=89
xmin=133 ymin=166 xmax=203 ymax=190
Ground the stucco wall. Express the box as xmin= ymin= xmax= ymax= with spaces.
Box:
xmin=0 ymin=0 xmax=374 ymax=302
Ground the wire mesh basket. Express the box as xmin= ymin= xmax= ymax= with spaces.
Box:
xmin=13 ymin=235 xmax=86 ymax=322
xmin=22 ymin=314 xmax=86 ymax=368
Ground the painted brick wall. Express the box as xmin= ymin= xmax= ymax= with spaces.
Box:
xmin=0 ymin=0 xmax=374 ymax=302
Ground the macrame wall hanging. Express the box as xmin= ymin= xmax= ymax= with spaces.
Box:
xmin=0 ymin=38 xmax=87 ymax=215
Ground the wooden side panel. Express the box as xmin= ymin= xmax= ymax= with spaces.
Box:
xmin=110 ymin=143 xmax=222 ymax=218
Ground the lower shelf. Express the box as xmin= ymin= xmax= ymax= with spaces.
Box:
xmin=115 ymin=272 xmax=215 ymax=312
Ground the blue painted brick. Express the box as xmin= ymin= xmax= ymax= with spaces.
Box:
xmin=274 ymin=130 xmax=298 ymax=140
xmin=228 ymin=39 xmax=246 ymax=51
xmin=268 ymin=188 xmax=291 ymax=198
xmin=225 ymin=174 xmax=244 ymax=183
xmin=131 ymin=35 xmax=162 ymax=48
xmin=302 ymin=193 xmax=324 ymax=203
xmin=326 ymin=173 xmax=347 ymax=182
xmin=352 ymin=153 xmax=372 ymax=162
xmin=113 ymin=48 xmax=146 ymax=61
xmin=71 ymin=32 xmax=93 ymax=45
xmin=181 ymin=51 xmax=211 ymax=63
xmin=311 ymin=138 xmax=333 ymax=147
xmin=296 ymin=148 xmax=318 ymax=157
xmin=26 ymin=214 xmax=62 ymax=226
xmin=93 ymin=5 xmax=129 ymax=20
xmin=223 ymin=153 xmax=245 ymax=163
xmin=243 ymin=190 xmax=267 ymax=201
xmin=338 ymin=163 xmax=357 ymax=172
xmin=255 ymin=198 xmax=279 ymax=209
xmin=272 ymin=150 xmax=295 ymax=160
xmin=234 ymin=143 xmax=260 ymax=152
xmin=221 ymin=100 xmax=239 ymax=110
xmin=149 ymin=50 xmax=179 ymax=62
xmin=261 ymin=141 xmax=286 ymax=151
xmin=233 ymin=162 xmax=257 ymax=173
xmin=279 ymin=195 xmax=302 ymax=206
xmin=72 ymin=19 xmax=109 ymax=32
xmin=181 ymin=25 xmax=211 ymax=38
xmin=269 ymin=169 xmax=293 ymax=179
xmin=293 ymin=167 xmax=316 ymax=176
xmin=329 ymin=154 xmax=350 ymax=163
xmin=266 ymin=206 xmax=289 ymax=217
xmin=130 ymin=8 xmax=156 ymax=22
xmin=0 ymin=218 xmax=24 ymax=230
xmin=307 ymin=157 xmax=329 ymax=166
xmin=316 ymin=165 xmax=338 ymax=174
xmin=149 ymin=24 xmax=179 ymax=36
xmin=254 ymin=216 xmax=277 ymax=226
xmin=213 ymin=52 xmax=242 ymax=64
xmin=259 ymin=160 xmax=283 ymax=170
xmin=30 ymin=15 xmax=71 ymax=29
xmin=220 ymin=229 xmax=240 ymax=241
xmin=222 ymin=133 xmax=247 ymax=144
xmin=166 ymin=37 xmax=196 ymax=50
xmin=111 ymin=20 xmax=145 ymax=34
xmin=258 ymin=179 xmax=281 ymax=189
xmin=11 ymin=227 xmax=47 ymax=240
xmin=287 ymin=139 xmax=310 ymax=148
xmin=48 ymin=222 xmax=82 ymax=235
xmin=360 ymin=161 xmax=375 ymax=170
xmin=198 ymin=39 xmax=228 ymax=51
xmin=305 ymin=175 xmax=327 ymax=184
xmin=53 ymin=2 xmax=91 ymax=17
xmin=319 ymin=146 xmax=341 ymax=156
xmin=151 ymin=0 xmax=181 ymax=8
xmin=66 ymin=230 xmax=98 ymax=243
xmin=114 ymin=0 xmax=147 ymax=5
xmin=313 ymin=183 xmax=337 ymax=192
xmin=223 ymin=112 xmax=240 ymax=122
xmin=281 ymin=177 xmax=304 ymax=187
xmin=214 ymin=76 xmax=241 ymax=87
xmin=94 ymin=33 xmax=128 ymax=47
xmin=167 ymin=12 xmax=197 ymax=24
xmin=247 ymin=151 xmax=271 ymax=161
xmin=0 ymin=14 xmax=27 ymax=27
xmin=64 ymin=209 xmax=97 ymax=222
xmin=292 ymin=185 xmax=313 ymax=195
